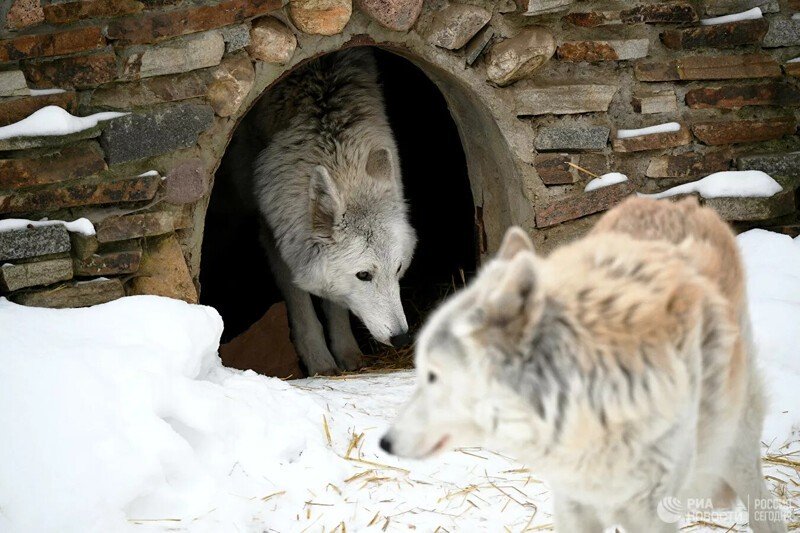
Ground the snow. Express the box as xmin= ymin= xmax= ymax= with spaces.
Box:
xmin=701 ymin=7 xmax=762 ymax=26
xmin=584 ymin=172 xmax=628 ymax=192
xmin=639 ymin=170 xmax=782 ymax=200
xmin=616 ymin=122 xmax=681 ymax=139
xmin=738 ymin=229 xmax=800 ymax=443
xmin=28 ymin=88 xmax=67 ymax=96
xmin=137 ymin=170 xmax=160 ymax=178
xmin=0 ymin=217 xmax=95 ymax=236
xmin=0 ymin=106 xmax=127 ymax=141
xmin=787 ymin=56 xmax=800 ymax=64
xmin=0 ymin=229 xmax=798 ymax=533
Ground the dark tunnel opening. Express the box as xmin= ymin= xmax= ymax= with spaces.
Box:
xmin=200 ymin=47 xmax=477 ymax=368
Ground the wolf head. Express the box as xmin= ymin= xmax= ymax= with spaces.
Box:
xmin=381 ymin=227 xmax=552 ymax=458
xmin=298 ymin=146 xmax=417 ymax=346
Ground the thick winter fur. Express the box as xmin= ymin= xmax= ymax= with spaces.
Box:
xmin=228 ymin=49 xmax=416 ymax=375
xmin=382 ymin=197 xmax=785 ymax=532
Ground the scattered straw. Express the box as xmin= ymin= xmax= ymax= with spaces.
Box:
xmin=322 ymin=415 xmax=332 ymax=447
xmin=261 ymin=491 xmax=286 ymax=503
xmin=566 ymin=161 xmax=600 ymax=179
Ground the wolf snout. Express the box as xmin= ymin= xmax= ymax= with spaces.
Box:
xmin=378 ymin=434 xmax=394 ymax=454
xmin=390 ymin=331 xmax=411 ymax=348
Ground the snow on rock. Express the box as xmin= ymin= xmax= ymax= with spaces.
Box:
xmin=28 ymin=88 xmax=67 ymax=96
xmin=639 ymin=170 xmax=782 ymax=200
xmin=701 ymin=7 xmax=762 ymax=26
xmin=584 ymin=172 xmax=628 ymax=192
xmin=738 ymin=229 xmax=800 ymax=445
xmin=0 ymin=106 xmax=127 ymax=141
xmin=616 ymin=122 xmax=681 ymax=139
xmin=787 ymin=56 xmax=800 ymax=64
xmin=0 ymin=217 xmax=95 ymax=236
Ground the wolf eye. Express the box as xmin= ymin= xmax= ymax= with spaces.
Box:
xmin=396 ymin=263 xmax=402 ymax=274
xmin=428 ymin=371 xmax=437 ymax=383
xmin=356 ymin=271 xmax=373 ymax=282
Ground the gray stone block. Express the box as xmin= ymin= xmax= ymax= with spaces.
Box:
xmin=0 ymin=225 xmax=70 ymax=262
xmin=536 ymin=126 xmax=610 ymax=151
xmin=100 ymin=103 xmax=215 ymax=165
xmin=220 ymin=24 xmax=251 ymax=53
xmin=738 ymin=151 xmax=800 ymax=178
xmin=764 ymin=18 xmax=800 ymax=48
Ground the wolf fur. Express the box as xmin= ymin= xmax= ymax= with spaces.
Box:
xmin=228 ymin=49 xmax=416 ymax=375
xmin=382 ymin=197 xmax=785 ymax=532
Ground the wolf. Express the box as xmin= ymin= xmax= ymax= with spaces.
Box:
xmin=381 ymin=197 xmax=786 ymax=533
xmin=228 ymin=49 xmax=416 ymax=375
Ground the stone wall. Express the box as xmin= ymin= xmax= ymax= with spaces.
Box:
xmin=0 ymin=0 xmax=798 ymax=308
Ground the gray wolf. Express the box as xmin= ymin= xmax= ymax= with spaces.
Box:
xmin=228 ymin=48 xmax=416 ymax=375
xmin=381 ymin=197 xmax=786 ymax=532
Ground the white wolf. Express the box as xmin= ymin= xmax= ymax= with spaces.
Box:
xmin=229 ymin=49 xmax=416 ymax=375
xmin=382 ymin=198 xmax=786 ymax=533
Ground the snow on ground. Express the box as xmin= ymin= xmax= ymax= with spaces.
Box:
xmin=701 ymin=7 xmax=762 ymax=26
xmin=616 ymin=122 xmax=681 ymax=139
xmin=584 ymin=172 xmax=628 ymax=192
xmin=1 ymin=230 xmax=799 ymax=533
xmin=639 ymin=170 xmax=782 ymax=200
xmin=0 ymin=106 xmax=127 ymax=141
xmin=0 ymin=217 xmax=95 ymax=236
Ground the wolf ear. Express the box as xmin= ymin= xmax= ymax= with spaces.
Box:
xmin=481 ymin=251 xmax=544 ymax=344
xmin=366 ymin=147 xmax=394 ymax=183
xmin=309 ymin=165 xmax=343 ymax=241
xmin=497 ymin=226 xmax=534 ymax=260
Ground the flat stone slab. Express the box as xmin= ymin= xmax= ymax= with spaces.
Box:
xmin=0 ymin=124 xmax=104 ymax=152
xmin=705 ymin=188 xmax=796 ymax=221
xmin=612 ymin=125 xmax=692 ymax=152
xmin=120 ymin=31 xmax=225 ymax=80
xmin=11 ymin=278 xmax=125 ymax=308
xmin=535 ymin=125 xmax=610 ymax=151
xmin=635 ymin=53 xmax=781 ymax=81
xmin=424 ymin=4 xmax=490 ymax=50
xmin=632 ymin=89 xmax=677 ymax=114
xmin=73 ymin=243 xmax=142 ymax=276
xmin=0 ymin=225 xmax=71 ymax=262
xmin=0 ymin=257 xmax=73 ymax=292
xmin=738 ymin=151 xmax=800 ymax=178
xmin=0 ymin=142 xmax=107 ymax=190
xmin=100 ymin=103 xmax=214 ymax=164
xmin=692 ymin=117 xmax=797 ymax=145
xmin=95 ymin=210 xmax=191 ymax=243
xmin=515 ymin=83 xmax=618 ymax=116
xmin=646 ymin=151 xmax=731 ymax=180
xmin=0 ymin=70 xmax=29 ymax=97
xmin=557 ymin=39 xmax=649 ymax=62
xmin=535 ymin=181 xmax=635 ymax=227
xmin=0 ymin=174 xmax=161 ymax=215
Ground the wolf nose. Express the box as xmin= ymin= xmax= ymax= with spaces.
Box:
xmin=390 ymin=332 xmax=411 ymax=347
xmin=379 ymin=435 xmax=393 ymax=454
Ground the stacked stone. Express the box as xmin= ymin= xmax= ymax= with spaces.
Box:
xmin=0 ymin=0 xmax=798 ymax=308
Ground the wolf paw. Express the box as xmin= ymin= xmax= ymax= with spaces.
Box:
xmin=334 ymin=349 xmax=363 ymax=372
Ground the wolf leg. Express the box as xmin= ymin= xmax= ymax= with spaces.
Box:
xmin=553 ymin=494 xmax=604 ymax=533
xmin=263 ymin=231 xmax=338 ymax=376
xmin=323 ymin=300 xmax=363 ymax=371
xmin=722 ymin=374 xmax=787 ymax=532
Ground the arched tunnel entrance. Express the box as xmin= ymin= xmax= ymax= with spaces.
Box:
xmin=200 ymin=47 xmax=477 ymax=375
